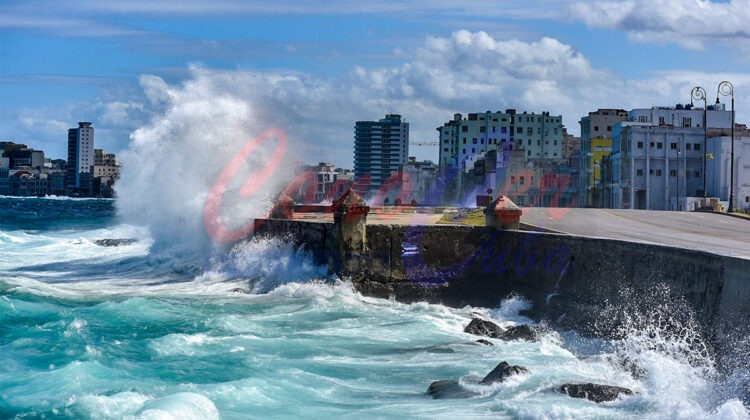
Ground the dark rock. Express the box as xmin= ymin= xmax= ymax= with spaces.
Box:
xmin=94 ymin=239 xmax=137 ymax=247
xmin=426 ymin=380 xmax=478 ymax=399
xmin=557 ymin=383 xmax=633 ymax=403
xmin=464 ymin=318 xmax=504 ymax=338
xmin=476 ymin=339 xmax=494 ymax=346
xmin=498 ymin=324 xmax=543 ymax=341
xmin=230 ymin=288 xmax=247 ymax=294
xmin=480 ymin=361 xmax=530 ymax=385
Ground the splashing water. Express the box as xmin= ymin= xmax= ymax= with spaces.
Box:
xmin=116 ymin=68 xmax=295 ymax=261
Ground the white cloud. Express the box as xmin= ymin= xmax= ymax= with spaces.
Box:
xmin=568 ymin=0 xmax=750 ymax=50
xmin=8 ymin=30 xmax=750 ymax=167
xmin=0 ymin=14 xmax=147 ymax=37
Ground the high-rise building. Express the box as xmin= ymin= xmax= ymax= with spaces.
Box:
xmin=437 ymin=109 xmax=565 ymax=204
xmin=67 ymin=122 xmax=94 ymax=190
xmin=353 ymin=114 xmax=409 ymax=196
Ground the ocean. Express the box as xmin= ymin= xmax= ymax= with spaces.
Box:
xmin=1 ymin=196 xmax=748 ymax=419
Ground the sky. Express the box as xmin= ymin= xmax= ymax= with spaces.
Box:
xmin=2 ymin=0 xmax=750 ymax=167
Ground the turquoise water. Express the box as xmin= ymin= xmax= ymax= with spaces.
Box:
xmin=1 ymin=196 xmax=748 ymax=419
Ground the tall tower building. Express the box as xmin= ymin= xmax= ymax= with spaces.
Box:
xmin=67 ymin=122 xmax=94 ymax=190
xmin=353 ymin=114 xmax=409 ymax=196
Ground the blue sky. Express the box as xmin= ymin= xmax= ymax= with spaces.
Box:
xmin=2 ymin=0 xmax=750 ymax=167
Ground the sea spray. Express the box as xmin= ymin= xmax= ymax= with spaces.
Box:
xmin=115 ymin=68 xmax=296 ymax=262
xmin=201 ymin=235 xmax=329 ymax=293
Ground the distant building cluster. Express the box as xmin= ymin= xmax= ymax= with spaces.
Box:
xmin=350 ymin=100 xmax=750 ymax=213
xmin=1 ymin=122 xmax=120 ymax=197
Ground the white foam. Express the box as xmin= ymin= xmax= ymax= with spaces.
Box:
xmin=132 ymin=392 xmax=219 ymax=420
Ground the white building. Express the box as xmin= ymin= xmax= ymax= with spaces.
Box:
xmin=612 ymin=123 xmax=709 ymax=210
xmin=67 ymin=122 xmax=95 ymax=190
xmin=610 ymin=104 xmax=732 ymax=210
xmin=707 ymin=134 xmax=750 ymax=212
xmin=92 ymin=148 xmax=120 ymax=180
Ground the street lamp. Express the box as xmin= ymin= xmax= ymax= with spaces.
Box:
xmin=677 ymin=144 xmax=681 ymax=211
xmin=716 ymin=81 xmax=734 ymax=213
xmin=691 ymin=86 xmax=708 ymax=199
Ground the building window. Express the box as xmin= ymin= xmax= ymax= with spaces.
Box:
xmin=480 ymin=126 xmax=486 ymax=133
xmin=537 ymin=140 xmax=541 ymax=146
xmin=639 ymin=116 xmax=648 ymax=122
xmin=473 ymin=138 xmax=477 ymax=144
xmin=670 ymin=170 xmax=677 ymax=177
xmin=607 ymin=126 xmax=612 ymax=131
xmin=670 ymin=143 xmax=677 ymax=150
xmin=528 ymin=139 xmax=531 ymax=145
xmin=650 ymin=142 xmax=655 ymax=148
xmin=694 ymin=143 xmax=701 ymax=151
xmin=659 ymin=117 xmax=665 ymax=125
xmin=594 ymin=126 xmax=599 ymax=131
xmin=686 ymin=143 xmax=692 ymax=150
xmin=637 ymin=169 xmax=643 ymax=176
xmin=472 ymin=148 xmax=475 ymax=153
xmin=637 ymin=141 xmax=644 ymax=149
xmin=683 ymin=117 xmax=691 ymax=127
xmin=527 ymin=127 xmax=533 ymax=135
xmin=517 ymin=127 xmax=523 ymax=134
xmin=527 ymin=150 xmax=531 ymax=156
xmin=462 ymin=148 xmax=466 ymax=154
xmin=520 ymin=176 xmax=525 ymax=185
xmin=695 ymin=171 xmax=700 ymax=177
xmin=657 ymin=143 xmax=663 ymax=149
xmin=492 ymin=126 xmax=496 ymax=133
xmin=649 ymin=169 xmax=654 ymax=175
xmin=463 ymin=138 xmax=466 ymax=144
xmin=656 ymin=169 xmax=662 ymax=176
xmin=501 ymin=127 xmax=507 ymax=134
xmin=443 ymin=148 xmax=448 ymax=152
xmin=462 ymin=126 xmax=468 ymax=132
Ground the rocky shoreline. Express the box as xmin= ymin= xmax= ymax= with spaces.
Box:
xmin=427 ymin=317 xmax=634 ymax=403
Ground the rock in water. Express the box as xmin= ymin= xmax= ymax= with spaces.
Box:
xmin=464 ymin=318 xmax=504 ymax=338
xmin=476 ymin=339 xmax=494 ymax=346
xmin=426 ymin=380 xmax=478 ymax=399
xmin=94 ymin=239 xmax=138 ymax=247
xmin=498 ymin=324 xmax=542 ymax=341
xmin=480 ymin=361 xmax=530 ymax=385
xmin=557 ymin=383 xmax=633 ymax=403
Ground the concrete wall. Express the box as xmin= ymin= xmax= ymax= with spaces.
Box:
xmin=253 ymin=218 xmax=750 ymax=344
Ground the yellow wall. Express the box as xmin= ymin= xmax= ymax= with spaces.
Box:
xmin=589 ymin=137 xmax=612 ymax=203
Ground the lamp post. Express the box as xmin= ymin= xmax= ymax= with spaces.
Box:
xmin=677 ymin=143 xmax=682 ymax=211
xmin=717 ymin=81 xmax=734 ymax=213
xmin=691 ymin=86 xmax=708 ymax=199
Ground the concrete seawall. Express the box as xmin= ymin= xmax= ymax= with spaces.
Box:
xmin=253 ymin=216 xmax=750 ymax=347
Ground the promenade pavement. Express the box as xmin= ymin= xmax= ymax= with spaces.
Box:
xmin=289 ymin=206 xmax=749 ymax=259
xmin=521 ymin=208 xmax=750 ymax=260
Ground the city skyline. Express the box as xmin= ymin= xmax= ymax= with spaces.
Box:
xmin=3 ymin=0 xmax=750 ymax=168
